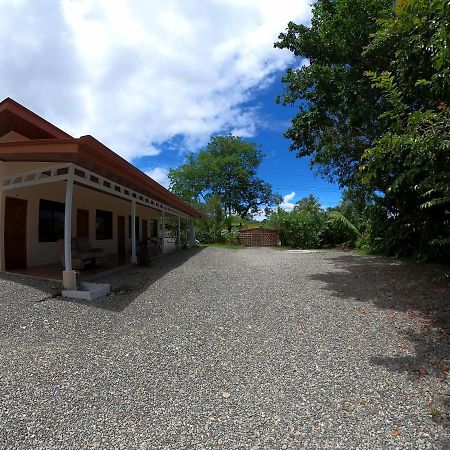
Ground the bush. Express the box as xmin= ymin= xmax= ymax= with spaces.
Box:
xmin=220 ymin=229 xmax=238 ymax=244
xmin=266 ymin=196 xmax=360 ymax=249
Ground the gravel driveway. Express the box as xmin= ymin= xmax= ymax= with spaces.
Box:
xmin=0 ymin=247 xmax=449 ymax=449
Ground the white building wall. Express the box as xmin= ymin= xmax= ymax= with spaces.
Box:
xmin=1 ymin=162 xmax=164 ymax=267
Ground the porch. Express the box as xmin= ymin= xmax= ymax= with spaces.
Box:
xmin=6 ymin=253 xmax=132 ymax=282
xmin=0 ymin=162 xmax=197 ymax=288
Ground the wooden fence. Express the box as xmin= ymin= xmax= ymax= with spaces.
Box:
xmin=238 ymin=229 xmax=279 ymax=247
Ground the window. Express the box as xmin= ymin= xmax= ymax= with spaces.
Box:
xmin=96 ymin=210 xmax=113 ymax=240
xmin=128 ymin=215 xmax=140 ymax=240
xmin=39 ymin=199 xmax=65 ymax=242
xmin=150 ymin=219 xmax=158 ymax=238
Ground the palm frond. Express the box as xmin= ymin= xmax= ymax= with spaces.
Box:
xmin=327 ymin=211 xmax=360 ymax=236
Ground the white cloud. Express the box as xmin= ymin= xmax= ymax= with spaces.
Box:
xmin=280 ymin=191 xmax=296 ymax=212
xmin=145 ymin=167 xmax=170 ymax=188
xmin=0 ymin=0 xmax=311 ymax=160
xmin=252 ymin=191 xmax=297 ymax=221
xmin=252 ymin=209 xmax=268 ymax=222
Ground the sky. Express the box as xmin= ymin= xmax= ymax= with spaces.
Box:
xmin=0 ymin=0 xmax=342 ymax=216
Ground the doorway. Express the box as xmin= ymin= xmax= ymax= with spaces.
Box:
xmin=77 ymin=209 xmax=89 ymax=238
xmin=117 ymin=215 xmax=125 ymax=263
xmin=4 ymin=197 xmax=28 ymax=270
xmin=142 ymin=219 xmax=148 ymax=242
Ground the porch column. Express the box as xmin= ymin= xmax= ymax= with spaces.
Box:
xmin=62 ymin=169 xmax=76 ymax=290
xmin=131 ymin=199 xmax=137 ymax=264
xmin=189 ymin=219 xmax=196 ymax=247
xmin=161 ymin=210 xmax=166 ymax=254
xmin=0 ymin=168 xmax=4 ymax=271
xmin=177 ymin=215 xmax=181 ymax=249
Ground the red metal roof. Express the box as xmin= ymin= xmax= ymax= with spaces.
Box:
xmin=0 ymin=98 xmax=201 ymax=218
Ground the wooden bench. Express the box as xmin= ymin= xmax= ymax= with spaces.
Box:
xmin=57 ymin=238 xmax=106 ymax=270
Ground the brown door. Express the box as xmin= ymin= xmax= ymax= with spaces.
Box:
xmin=117 ymin=215 xmax=125 ymax=263
xmin=77 ymin=209 xmax=89 ymax=238
xmin=142 ymin=219 xmax=148 ymax=242
xmin=4 ymin=197 xmax=28 ymax=270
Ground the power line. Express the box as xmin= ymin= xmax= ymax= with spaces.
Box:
xmin=271 ymin=186 xmax=341 ymax=192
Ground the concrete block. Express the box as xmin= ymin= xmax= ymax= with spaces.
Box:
xmin=62 ymin=282 xmax=110 ymax=301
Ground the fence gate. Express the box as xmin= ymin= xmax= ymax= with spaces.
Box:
xmin=238 ymin=229 xmax=279 ymax=247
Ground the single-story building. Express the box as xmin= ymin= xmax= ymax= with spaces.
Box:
xmin=0 ymin=98 xmax=201 ymax=288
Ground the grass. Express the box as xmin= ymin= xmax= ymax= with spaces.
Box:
xmin=355 ymin=247 xmax=373 ymax=256
xmin=198 ymin=242 xmax=245 ymax=250
xmin=35 ymin=289 xmax=62 ymax=303
xmin=429 ymin=401 xmax=447 ymax=423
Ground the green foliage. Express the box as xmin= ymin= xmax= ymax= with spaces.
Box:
xmin=220 ymin=229 xmax=239 ymax=244
xmin=327 ymin=211 xmax=360 ymax=236
xmin=359 ymin=0 xmax=450 ymax=261
xmin=275 ymin=0 xmax=392 ymax=186
xmin=266 ymin=195 xmax=359 ymax=249
xmin=169 ymin=135 xmax=280 ymax=220
xmin=194 ymin=194 xmax=225 ymax=243
xmin=193 ymin=195 xmax=242 ymax=244
xmin=276 ymin=0 xmax=450 ymax=263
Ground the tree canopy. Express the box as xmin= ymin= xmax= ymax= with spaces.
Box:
xmin=274 ymin=0 xmax=392 ymax=187
xmin=276 ymin=0 xmax=450 ymax=262
xmin=169 ymin=135 xmax=281 ymax=220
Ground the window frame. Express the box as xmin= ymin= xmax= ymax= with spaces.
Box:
xmin=38 ymin=199 xmax=65 ymax=243
xmin=96 ymin=209 xmax=113 ymax=241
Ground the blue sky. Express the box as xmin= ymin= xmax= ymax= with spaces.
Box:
xmin=0 ymin=0 xmax=342 ymax=213
xmin=138 ymin=73 xmax=343 ymax=213
xmin=239 ymin=74 xmax=342 ymax=210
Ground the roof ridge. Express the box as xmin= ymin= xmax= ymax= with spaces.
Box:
xmin=0 ymin=97 xmax=72 ymax=139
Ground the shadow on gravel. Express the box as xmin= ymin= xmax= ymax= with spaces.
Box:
xmin=58 ymin=247 xmax=204 ymax=313
xmin=0 ymin=272 xmax=61 ymax=299
xmin=309 ymin=253 xmax=449 ymax=382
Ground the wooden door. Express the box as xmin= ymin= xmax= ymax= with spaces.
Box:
xmin=4 ymin=197 xmax=28 ymax=269
xmin=142 ymin=219 xmax=148 ymax=242
xmin=77 ymin=209 xmax=89 ymax=238
xmin=117 ymin=215 xmax=125 ymax=263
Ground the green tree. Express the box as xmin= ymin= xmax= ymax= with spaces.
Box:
xmin=266 ymin=196 xmax=326 ymax=249
xmin=293 ymin=195 xmax=321 ymax=214
xmin=169 ymin=135 xmax=281 ymax=221
xmin=358 ymin=0 xmax=450 ymax=260
xmin=276 ymin=0 xmax=450 ymax=262
xmin=274 ymin=0 xmax=392 ymax=187
xmin=266 ymin=195 xmax=359 ymax=249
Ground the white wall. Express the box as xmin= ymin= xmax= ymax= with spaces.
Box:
xmin=1 ymin=162 xmax=165 ymax=267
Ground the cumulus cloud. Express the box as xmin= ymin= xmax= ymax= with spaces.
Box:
xmin=280 ymin=191 xmax=297 ymax=212
xmin=145 ymin=167 xmax=170 ymax=188
xmin=0 ymin=0 xmax=311 ymax=160
xmin=252 ymin=191 xmax=297 ymax=221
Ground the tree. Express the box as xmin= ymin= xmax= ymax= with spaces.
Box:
xmin=265 ymin=195 xmax=359 ymax=249
xmin=276 ymin=0 xmax=450 ymax=262
xmin=274 ymin=0 xmax=392 ymax=188
xmin=358 ymin=0 xmax=450 ymax=261
xmin=293 ymin=195 xmax=321 ymax=214
xmin=169 ymin=135 xmax=281 ymax=221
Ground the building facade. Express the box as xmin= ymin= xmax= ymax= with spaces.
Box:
xmin=0 ymin=98 xmax=200 ymax=288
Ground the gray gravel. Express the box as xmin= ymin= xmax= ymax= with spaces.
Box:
xmin=0 ymin=247 xmax=449 ymax=449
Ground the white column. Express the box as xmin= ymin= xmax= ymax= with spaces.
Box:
xmin=0 ymin=190 xmax=4 ymax=271
xmin=177 ymin=215 xmax=181 ymax=249
xmin=0 ymin=164 xmax=5 ymax=271
xmin=62 ymin=169 xmax=76 ymax=290
xmin=189 ymin=219 xmax=196 ymax=247
xmin=131 ymin=199 xmax=137 ymax=264
xmin=161 ymin=210 xmax=166 ymax=254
